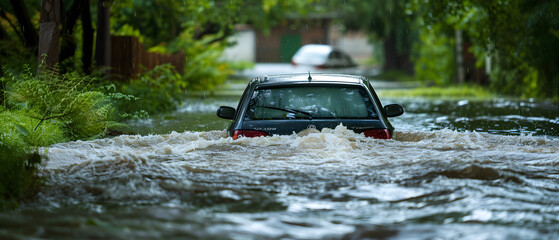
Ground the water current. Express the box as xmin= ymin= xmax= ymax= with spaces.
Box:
xmin=1 ymin=95 xmax=558 ymax=239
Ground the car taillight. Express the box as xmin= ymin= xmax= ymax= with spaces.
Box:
xmin=363 ymin=129 xmax=391 ymax=139
xmin=315 ymin=64 xmax=326 ymax=69
xmin=291 ymin=60 xmax=297 ymax=66
xmin=232 ymin=130 xmax=269 ymax=140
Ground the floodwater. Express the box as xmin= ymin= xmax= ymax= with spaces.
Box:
xmin=1 ymin=91 xmax=558 ymax=239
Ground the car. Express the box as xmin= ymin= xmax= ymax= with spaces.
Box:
xmin=291 ymin=44 xmax=357 ymax=69
xmin=216 ymin=73 xmax=404 ymax=140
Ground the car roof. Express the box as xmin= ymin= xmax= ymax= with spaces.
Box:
xmin=297 ymin=44 xmax=333 ymax=53
xmin=252 ymin=73 xmax=368 ymax=87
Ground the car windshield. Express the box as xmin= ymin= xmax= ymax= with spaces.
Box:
xmin=247 ymin=86 xmax=378 ymax=120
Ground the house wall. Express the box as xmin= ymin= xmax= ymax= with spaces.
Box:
xmin=338 ymin=31 xmax=374 ymax=63
xmin=223 ymin=22 xmax=374 ymax=64
xmin=255 ymin=19 xmax=330 ymax=63
xmin=222 ymin=27 xmax=256 ymax=62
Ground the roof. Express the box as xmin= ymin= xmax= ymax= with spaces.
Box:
xmin=253 ymin=73 xmax=367 ymax=87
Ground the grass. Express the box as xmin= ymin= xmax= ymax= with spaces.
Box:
xmin=371 ymin=70 xmax=496 ymax=99
xmin=378 ymin=85 xmax=496 ymax=99
xmin=373 ymin=70 xmax=416 ymax=82
xmin=0 ymin=146 xmax=42 ymax=210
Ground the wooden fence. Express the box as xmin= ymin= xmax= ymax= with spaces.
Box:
xmin=110 ymin=36 xmax=185 ymax=80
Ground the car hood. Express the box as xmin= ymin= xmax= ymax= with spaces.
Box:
xmin=240 ymin=119 xmax=387 ymax=136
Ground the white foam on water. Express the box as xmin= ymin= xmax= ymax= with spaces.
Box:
xmin=39 ymin=125 xmax=559 ymax=209
xmin=43 ymin=125 xmax=559 ymax=178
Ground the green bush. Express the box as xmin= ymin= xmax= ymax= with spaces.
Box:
xmin=0 ymin=109 xmax=66 ymax=148
xmin=112 ymin=64 xmax=183 ymax=115
xmin=5 ymin=69 xmax=112 ymax=140
xmin=0 ymin=67 xmax=116 ymax=210
xmin=156 ymin=28 xmax=232 ymax=91
xmin=489 ymin=56 xmax=542 ymax=99
xmin=0 ymin=145 xmax=42 ymax=210
xmin=412 ymin=30 xmax=455 ymax=85
xmin=0 ymin=39 xmax=37 ymax=76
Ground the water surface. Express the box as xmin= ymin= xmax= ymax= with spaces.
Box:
xmin=1 ymin=95 xmax=558 ymax=240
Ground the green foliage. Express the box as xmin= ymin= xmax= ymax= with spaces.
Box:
xmin=488 ymin=57 xmax=543 ymax=99
xmin=111 ymin=0 xmax=244 ymax=93
xmin=112 ymin=64 xmax=184 ymax=115
xmin=227 ymin=61 xmax=255 ymax=72
xmin=237 ymin=0 xmax=318 ymax=34
xmin=0 ymin=109 xmax=66 ymax=148
xmin=0 ymin=145 xmax=42 ymax=210
xmin=412 ymin=30 xmax=455 ymax=85
xmin=111 ymin=0 xmax=233 ymax=47
xmin=409 ymin=0 xmax=559 ymax=99
xmin=332 ymin=0 xmax=410 ymax=44
xmin=0 ymin=66 xmax=119 ymax=209
xmin=379 ymin=85 xmax=494 ymax=99
xmin=169 ymin=32 xmax=232 ymax=91
xmin=374 ymin=70 xmax=414 ymax=82
xmin=3 ymin=67 xmax=112 ymax=141
xmin=111 ymin=0 xmax=317 ymax=44
xmin=0 ymin=39 xmax=37 ymax=75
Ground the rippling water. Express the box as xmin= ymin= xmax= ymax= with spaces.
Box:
xmin=1 ymin=97 xmax=558 ymax=239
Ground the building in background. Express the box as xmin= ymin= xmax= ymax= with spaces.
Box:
xmin=223 ymin=14 xmax=373 ymax=64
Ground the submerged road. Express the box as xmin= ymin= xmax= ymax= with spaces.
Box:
xmin=1 ymin=65 xmax=558 ymax=239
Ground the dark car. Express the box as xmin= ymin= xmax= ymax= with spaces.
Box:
xmin=217 ymin=73 xmax=404 ymax=139
xmin=291 ymin=44 xmax=357 ymax=69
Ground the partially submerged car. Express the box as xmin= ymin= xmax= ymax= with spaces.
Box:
xmin=217 ymin=73 xmax=404 ymax=139
xmin=291 ymin=44 xmax=357 ymax=69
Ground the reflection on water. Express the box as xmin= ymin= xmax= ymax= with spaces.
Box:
xmin=129 ymin=96 xmax=559 ymax=138
xmin=125 ymin=96 xmax=240 ymax=135
xmin=387 ymin=98 xmax=559 ymax=137
xmin=1 ymin=96 xmax=558 ymax=239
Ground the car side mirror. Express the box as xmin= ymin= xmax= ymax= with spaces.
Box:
xmin=384 ymin=104 xmax=404 ymax=117
xmin=217 ymin=106 xmax=236 ymax=120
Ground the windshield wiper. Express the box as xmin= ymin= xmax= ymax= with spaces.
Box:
xmin=257 ymin=106 xmax=312 ymax=119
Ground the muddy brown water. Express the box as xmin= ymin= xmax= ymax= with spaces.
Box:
xmin=1 ymin=96 xmax=558 ymax=239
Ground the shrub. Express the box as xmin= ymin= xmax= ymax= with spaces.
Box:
xmin=412 ymin=30 xmax=455 ymax=85
xmin=0 ymin=67 xmax=114 ymax=210
xmin=5 ymin=68 xmax=112 ymax=140
xmin=0 ymin=110 xmax=66 ymax=148
xmin=111 ymin=64 xmax=183 ymax=115
xmin=0 ymin=145 xmax=42 ymax=210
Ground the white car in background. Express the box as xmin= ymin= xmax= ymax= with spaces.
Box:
xmin=291 ymin=44 xmax=357 ymax=69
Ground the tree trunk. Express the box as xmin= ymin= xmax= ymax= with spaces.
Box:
xmin=80 ymin=0 xmax=93 ymax=74
xmin=59 ymin=0 xmax=81 ymax=68
xmin=455 ymin=29 xmax=465 ymax=84
xmin=0 ymin=22 xmax=9 ymax=40
xmin=383 ymin=30 xmax=398 ymax=71
xmin=95 ymin=0 xmax=110 ymax=69
xmin=38 ymin=0 xmax=61 ymax=72
xmin=9 ymin=0 xmax=38 ymax=48
xmin=0 ymin=24 xmax=6 ymax=73
xmin=383 ymin=30 xmax=413 ymax=74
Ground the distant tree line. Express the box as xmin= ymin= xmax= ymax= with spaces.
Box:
xmin=319 ymin=0 xmax=558 ymax=99
xmin=1 ymin=0 xmax=557 ymax=98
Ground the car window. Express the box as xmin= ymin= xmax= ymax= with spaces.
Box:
xmin=329 ymin=51 xmax=343 ymax=60
xmin=246 ymin=86 xmax=378 ymax=120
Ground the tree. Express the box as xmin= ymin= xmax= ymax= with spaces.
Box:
xmin=410 ymin=0 xmax=559 ymax=98
xmin=59 ymin=0 xmax=81 ymax=68
xmin=319 ymin=0 xmax=416 ymax=73
xmin=37 ymin=0 xmax=60 ymax=71
xmin=80 ymin=0 xmax=93 ymax=74
xmin=57 ymin=0 xmax=94 ymax=74
xmin=7 ymin=0 xmax=38 ymax=48
xmin=95 ymin=0 xmax=110 ymax=68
